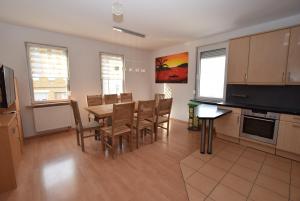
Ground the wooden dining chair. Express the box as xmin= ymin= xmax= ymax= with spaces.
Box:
xmin=104 ymin=94 xmax=118 ymax=104
xmin=87 ymin=95 xmax=103 ymax=106
xmin=120 ymin=93 xmax=133 ymax=103
xmin=154 ymin=98 xmax=173 ymax=140
xmin=154 ymin=93 xmax=165 ymax=107
xmin=133 ymin=100 xmax=155 ymax=148
xmin=70 ymin=100 xmax=100 ymax=152
xmin=100 ymin=102 xmax=135 ymax=158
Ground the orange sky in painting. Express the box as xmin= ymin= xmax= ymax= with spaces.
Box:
xmin=159 ymin=52 xmax=188 ymax=68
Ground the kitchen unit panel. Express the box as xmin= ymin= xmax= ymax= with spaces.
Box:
xmin=287 ymin=26 xmax=300 ymax=84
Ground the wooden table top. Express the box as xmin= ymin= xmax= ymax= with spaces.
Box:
xmin=85 ymin=103 xmax=138 ymax=118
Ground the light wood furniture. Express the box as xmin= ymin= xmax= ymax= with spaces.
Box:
xmin=227 ymin=37 xmax=250 ymax=84
xmin=154 ymin=93 xmax=165 ymax=107
xmin=277 ymin=114 xmax=300 ymax=156
xmin=247 ymin=29 xmax=290 ymax=84
xmin=154 ymin=98 xmax=172 ymax=140
xmin=214 ymin=106 xmax=241 ymax=143
xmin=70 ymin=100 xmax=100 ymax=152
xmin=286 ymin=26 xmax=300 ymax=84
xmin=120 ymin=93 xmax=133 ymax=103
xmin=104 ymin=94 xmax=118 ymax=104
xmin=0 ymin=114 xmax=21 ymax=193
xmin=133 ymin=100 xmax=155 ymax=148
xmin=100 ymin=102 xmax=135 ymax=158
xmin=87 ymin=95 xmax=103 ymax=106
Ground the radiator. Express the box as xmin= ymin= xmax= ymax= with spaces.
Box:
xmin=33 ymin=105 xmax=73 ymax=133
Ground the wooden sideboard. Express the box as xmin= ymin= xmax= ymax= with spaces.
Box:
xmin=0 ymin=113 xmax=22 ymax=193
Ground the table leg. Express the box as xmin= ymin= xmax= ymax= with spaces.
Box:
xmin=94 ymin=117 xmax=101 ymax=141
xmin=200 ymin=119 xmax=206 ymax=154
xmin=207 ymin=119 xmax=213 ymax=154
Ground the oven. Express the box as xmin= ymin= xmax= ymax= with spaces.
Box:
xmin=240 ymin=109 xmax=280 ymax=144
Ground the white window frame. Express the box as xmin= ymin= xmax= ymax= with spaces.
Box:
xmin=99 ymin=52 xmax=125 ymax=94
xmin=195 ymin=42 xmax=229 ymax=102
xmin=25 ymin=42 xmax=70 ymax=104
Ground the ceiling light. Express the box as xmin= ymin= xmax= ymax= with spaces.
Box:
xmin=112 ymin=26 xmax=146 ymax=38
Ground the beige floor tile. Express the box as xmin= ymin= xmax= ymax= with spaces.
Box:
xmin=191 ymin=150 xmax=214 ymax=162
xmin=230 ymin=164 xmax=258 ymax=182
xmin=290 ymin=185 xmax=300 ymax=201
xmin=181 ymin=155 xmax=205 ymax=170
xmin=221 ymin=173 xmax=252 ymax=196
xmin=207 ymin=156 xmax=233 ymax=171
xmin=260 ymin=165 xmax=290 ymax=184
xmin=180 ymin=163 xmax=197 ymax=180
xmin=249 ymin=185 xmax=288 ymax=201
xmin=186 ymin=184 xmax=207 ymax=201
xmin=236 ymin=157 xmax=262 ymax=172
xmin=264 ymin=154 xmax=291 ymax=172
xmin=205 ymin=198 xmax=215 ymax=201
xmin=186 ymin=172 xmax=218 ymax=195
xmin=198 ymin=164 xmax=226 ymax=182
xmin=242 ymin=148 xmax=266 ymax=163
xmin=255 ymin=174 xmax=289 ymax=198
xmin=209 ymin=184 xmax=247 ymax=201
xmin=224 ymin=143 xmax=245 ymax=155
xmin=217 ymin=150 xmax=240 ymax=162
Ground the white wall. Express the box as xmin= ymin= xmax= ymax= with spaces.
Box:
xmin=0 ymin=22 xmax=152 ymax=137
xmin=151 ymin=14 xmax=300 ymax=122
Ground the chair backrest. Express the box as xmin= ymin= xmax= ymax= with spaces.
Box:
xmin=154 ymin=93 xmax=165 ymax=107
xmin=70 ymin=100 xmax=83 ymax=132
xmin=157 ymin=98 xmax=173 ymax=116
xmin=104 ymin=94 xmax=118 ymax=104
xmin=120 ymin=93 xmax=133 ymax=103
xmin=112 ymin=102 xmax=135 ymax=134
xmin=87 ymin=95 xmax=102 ymax=106
xmin=137 ymin=100 xmax=155 ymax=122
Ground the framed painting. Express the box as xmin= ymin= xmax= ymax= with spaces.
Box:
xmin=155 ymin=52 xmax=188 ymax=83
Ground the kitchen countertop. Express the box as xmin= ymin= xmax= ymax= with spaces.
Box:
xmin=192 ymin=99 xmax=300 ymax=115
xmin=195 ymin=104 xmax=232 ymax=119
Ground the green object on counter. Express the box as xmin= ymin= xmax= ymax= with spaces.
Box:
xmin=188 ymin=100 xmax=201 ymax=131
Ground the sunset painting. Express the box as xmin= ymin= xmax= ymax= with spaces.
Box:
xmin=155 ymin=52 xmax=188 ymax=83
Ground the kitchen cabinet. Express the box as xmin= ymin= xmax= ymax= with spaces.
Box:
xmin=286 ymin=26 xmax=300 ymax=84
xmin=215 ymin=107 xmax=241 ymax=139
xmin=227 ymin=37 xmax=250 ymax=84
xmin=247 ymin=29 xmax=290 ymax=84
xmin=277 ymin=114 xmax=300 ymax=155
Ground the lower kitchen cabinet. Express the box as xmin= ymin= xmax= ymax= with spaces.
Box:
xmin=277 ymin=118 xmax=300 ymax=155
xmin=214 ymin=107 xmax=241 ymax=140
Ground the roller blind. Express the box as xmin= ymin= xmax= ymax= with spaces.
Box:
xmin=27 ymin=43 xmax=69 ymax=102
xmin=100 ymin=53 xmax=124 ymax=94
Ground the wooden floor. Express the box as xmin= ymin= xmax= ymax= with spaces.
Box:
xmin=0 ymin=120 xmax=201 ymax=201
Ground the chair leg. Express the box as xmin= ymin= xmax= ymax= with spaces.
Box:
xmin=111 ymin=137 xmax=115 ymax=159
xmin=155 ymin=122 xmax=158 ymax=141
xmin=129 ymin=132 xmax=133 ymax=152
xmin=76 ymin=131 xmax=80 ymax=146
xmin=167 ymin=121 xmax=170 ymax=137
xmin=136 ymin=129 xmax=139 ymax=149
xmin=80 ymin=133 xmax=85 ymax=152
xmin=150 ymin=125 xmax=154 ymax=143
xmin=119 ymin=136 xmax=123 ymax=150
xmin=101 ymin=134 xmax=105 ymax=151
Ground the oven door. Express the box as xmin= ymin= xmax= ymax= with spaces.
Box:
xmin=240 ymin=115 xmax=279 ymax=144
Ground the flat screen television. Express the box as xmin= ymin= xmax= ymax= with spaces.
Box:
xmin=0 ymin=65 xmax=16 ymax=108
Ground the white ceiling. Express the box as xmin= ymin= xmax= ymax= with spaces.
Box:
xmin=1 ymin=0 xmax=300 ymax=50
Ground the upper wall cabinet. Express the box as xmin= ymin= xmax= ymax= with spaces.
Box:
xmin=286 ymin=26 xmax=300 ymax=84
xmin=227 ymin=37 xmax=250 ymax=84
xmin=247 ymin=29 xmax=290 ymax=84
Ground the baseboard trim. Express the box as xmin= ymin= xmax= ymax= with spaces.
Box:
xmin=276 ymin=149 xmax=300 ymax=162
xmin=25 ymin=127 xmax=73 ymax=139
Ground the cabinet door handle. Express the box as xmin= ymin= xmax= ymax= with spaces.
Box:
xmin=237 ymin=115 xmax=240 ymax=124
xmin=287 ymin=72 xmax=291 ymax=82
xmin=244 ymin=73 xmax=248 ymax=81
xmin=282 ymin=72 xmax=285 ymax=82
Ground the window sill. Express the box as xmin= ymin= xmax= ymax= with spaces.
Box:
xmin=27 ymin=101 xmax=70 ymax=109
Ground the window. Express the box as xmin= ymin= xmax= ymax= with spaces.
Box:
xmin=100 ymin=53 xmax=124 ymax=94
xmin=26 ymin=43 xmax=69 ymax=102
xmin=196 ymin=45 xmax=227 ymax=101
